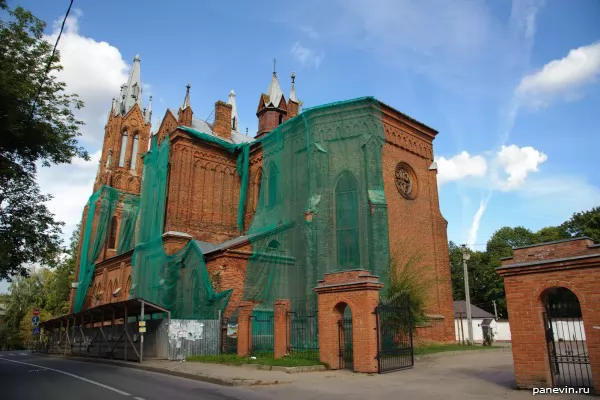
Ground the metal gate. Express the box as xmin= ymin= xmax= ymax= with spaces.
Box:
xmin=338 ymin=315 xmax=353 ymax=370
xmin=250 ymin=311 xmax=274 ymax=356
xmin=287 ymin=306 xmax=319 ymax=361
xmin=544 ymin=305 xmax=592 ymax=388
xmin=375 ymin=300 xmax=414 ymax=373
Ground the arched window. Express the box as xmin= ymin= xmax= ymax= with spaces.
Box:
xmin=335 ymin=172 xmax=360 ymax=268
xmin=267 ymin=239 xmax=280 ymax=252
xmin=278 ymin=114 xmax=283 ymax=125
xmin=267 ymin=163 xmax=278 ymax=208
xmin=107 ymin=216 xmax=118 ymax=249
xmin=119 ymin=131 xmax=128 ymax=167
xmin=232 ymin=116 xmax=237 ymax=131
xmin=130 ymin=134 xmax=139 ymax=170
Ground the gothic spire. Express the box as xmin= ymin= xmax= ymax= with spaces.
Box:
xmin=121 ymin=54 xmax=143 ymax=115
xmin=266 ymin=69 xmax=284 ymax=107
xmin=181 ymin=83 xmax=191 ymax=110
xmin=144 ymin=95 xmax=152 ymax=124
xmin=228 ymin=89 xmax=239 ymax=132
xmin=289 ymin=72 xmax=297 ymax=102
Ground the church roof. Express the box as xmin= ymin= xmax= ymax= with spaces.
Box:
xmin=167 ymin=109 xmax=254 ymax=145
xmin=263 ymin=72 xmax=284 ymax=108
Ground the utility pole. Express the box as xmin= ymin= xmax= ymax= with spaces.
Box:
xmin=493 ymin=300 xmax=498 ymax=320
xmin=461 ymin=244 xmax=474 ymax=345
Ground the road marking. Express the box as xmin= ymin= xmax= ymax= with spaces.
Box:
xmin=134 ymin=397 xmax=145 ymax=400
xmin=20 ymin=353 xmax=27 ymax=356
xmin=0 ymin=357 xmax=131 ymax=396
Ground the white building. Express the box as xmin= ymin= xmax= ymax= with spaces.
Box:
xmin=454 ymin=301 xmax=511 ymax=343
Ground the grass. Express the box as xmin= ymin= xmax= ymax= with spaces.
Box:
xmin=414 ymin=343 xmax=501 ymax=355
xmin=186 ymin=353 xmax=324 ymax=367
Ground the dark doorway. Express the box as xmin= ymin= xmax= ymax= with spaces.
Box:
xmin=337 ymin=304 xmax=353 ymax=370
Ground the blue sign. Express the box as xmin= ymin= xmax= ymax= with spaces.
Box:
xmin=33 ymin=327 xmax=40 ymax=335
xmin=32 ymin=315 xmax=40 ymax=325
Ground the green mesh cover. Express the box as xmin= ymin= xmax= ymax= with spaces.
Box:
xmin=117 ymin=193 xmax=140 ymax=254
xmin=73 ymin=186 xmax=129 ymax=312
xmin=241 ymin=97 xmax=390 ymax=311
xmin=129 ymin=134 xmax=232 ymax=319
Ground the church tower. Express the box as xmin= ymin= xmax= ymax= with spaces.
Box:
xmin=256 ymin=61 xmax=289 ymax=138
xmin=94 ymin=55 xmax=152 ymax=195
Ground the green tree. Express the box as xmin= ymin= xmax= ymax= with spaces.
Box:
xmin=0 ymin=3 xmax=87 ymax=279
xmin=561 ymin=206 xmax=600 ymax=243
xmin=533 ymin=226 xmax=571 ymax=243
xmin=0 ymin=4 xmax=87 ymax=178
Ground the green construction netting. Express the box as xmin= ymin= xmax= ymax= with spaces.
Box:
xmin=241 ymin=96 xmax=390 ymax=312
xmin=128 ymin=134 xmax=232 ymax=319
xmin=73 ymin=186 xmax=139 ymax=313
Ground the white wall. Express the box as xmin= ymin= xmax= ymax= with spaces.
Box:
xmin=455 ymin=319 xmax=512 ymax=342
xmin=551 ymin=319 xmax=586 ymax=341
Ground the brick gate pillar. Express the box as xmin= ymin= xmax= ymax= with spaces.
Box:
xmin=274 ymin=299 xmax=291 ymax=359
xmin=236 ymin=301 xmax=254 ymax=357
xmin=314 ymin=269 xmax=383 ymax=373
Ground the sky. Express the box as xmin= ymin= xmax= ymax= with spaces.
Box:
xmin=2 ymin=0 xmax=600 ymax=291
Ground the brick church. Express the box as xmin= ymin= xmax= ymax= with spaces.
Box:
xmin=69 ymin=55 xmax=455 ymax=342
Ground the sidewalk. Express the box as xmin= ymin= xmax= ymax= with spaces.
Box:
xmin=40 ymin=347 xmax=510 ymax=387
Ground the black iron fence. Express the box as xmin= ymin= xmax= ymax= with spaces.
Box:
xmin=287 ymin=306 xmax=319 ymax=361
xmin=375 ymin=300 xmax=414 ymax=373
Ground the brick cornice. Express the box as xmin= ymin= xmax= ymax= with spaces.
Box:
xmin=497 ymin=253 xmax=600 ymax=277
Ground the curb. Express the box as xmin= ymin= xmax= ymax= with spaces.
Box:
xmin=35 ymin=353 xmax=282 ymax=386
xmin=250 ymin=364 xmax=327 ymax=374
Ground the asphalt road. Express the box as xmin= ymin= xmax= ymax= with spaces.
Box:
xmin=0 ymin=351 xmax=267 ymax=400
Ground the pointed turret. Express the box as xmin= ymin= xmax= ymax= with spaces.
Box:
xmin=181 ymin=83 xmax=191 ymax=110
xmin=178 ymin=84 xmax=193 ymax=126
xmin=288 ymin=72 xmax=299 ymax=118
xmin=289 ymin=72 xmax=297 ymax=102
xmin=144 ymin=95 xmax=152 ymax=124
xmin=228 ymin=90 xmax=239 ymax=131
xmin=121 ymin=54 xmax=143 ymax=115
xmin=256 ymin=59 xmax=288 ymax=137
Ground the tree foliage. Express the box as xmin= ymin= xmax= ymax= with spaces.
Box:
xmin=0 ymin=4 xmax=87 ymax=178
xmin=449 ymin=206 xmax=600 ymax=319
xmin=0 ymin=3 xmax=87 ymax=279
xmin=0 ymin=226 xmax=78 ymax=350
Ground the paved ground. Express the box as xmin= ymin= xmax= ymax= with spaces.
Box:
xmin=0 ymin=350 xmax=595 ymax=399
xmin=0 ymin=351 xmax=265 ymax=400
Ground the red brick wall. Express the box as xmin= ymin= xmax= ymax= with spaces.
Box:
xmin=508 ymin=238 xmax=600 ymax=264
xmin=205 ymin=244 xmax=252 ymax=317
xmin=498 ymin=240 xmax=600 ymax=391
xmin=381 ymin=107 xmax=455 ymax=343
xmin=164 ymin=132 xmax=240 ymax=243
xmin=315 ymin=270 xmax=383 ymax=372
xmin=213 ymin=101 xmax=232 ymax=140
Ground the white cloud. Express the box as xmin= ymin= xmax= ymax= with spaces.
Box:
xmin=437 ymin=144 xmax=546 ymax=192
xmin=436 ymin=151 xmax=487 ymax=185
xmin=495 ymin=144 xmax=547 ymax=191
xmin=517 ymin=41 xmax=600 ymax=109
xmin=291 ymin=42 xmax=323 ymax=69
xmin=44 ymin=10 xmax=131 ymax=146
xmin=467 ymin=196 xmax=491 ymax=248
xmin=37 ymin=151 xmax=101 ymax=242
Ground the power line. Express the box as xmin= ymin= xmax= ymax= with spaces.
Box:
xmin=30 ymin=0 xmax=74 ymax=118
